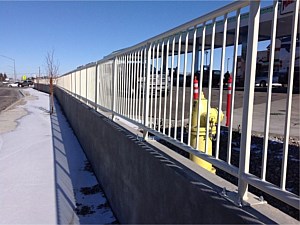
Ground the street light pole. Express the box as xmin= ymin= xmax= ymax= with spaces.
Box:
xmin=0 ymin=54 xmax=16 ymax=81
xmin=205 ymin=50 xmax=208 ymax=66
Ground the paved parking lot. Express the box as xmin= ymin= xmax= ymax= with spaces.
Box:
xmin=147 ymin=86 xmax=299 ymax=138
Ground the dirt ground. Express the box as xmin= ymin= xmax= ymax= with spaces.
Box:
xmin=0 ymin=87 xmax=22 ymax=112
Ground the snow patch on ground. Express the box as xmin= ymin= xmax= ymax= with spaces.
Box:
xmin=52 ymin=99 xmax=116 ymax=224
xmin=0 ymin=88 xmax=117 ymax=224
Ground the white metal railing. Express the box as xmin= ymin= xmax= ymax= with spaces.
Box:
xmin=53 ymin=0 xmax=300 ymax=212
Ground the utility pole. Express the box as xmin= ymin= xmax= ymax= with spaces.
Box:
xmin=0 ymin=55 xmax=16 ymax=81
xmin=38 ymin=66 xmax=40 ymax=90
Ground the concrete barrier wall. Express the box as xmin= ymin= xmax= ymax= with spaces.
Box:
xmin=35 ymin=84 xmax=278 ymax=224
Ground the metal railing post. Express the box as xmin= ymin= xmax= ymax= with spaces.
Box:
xmin=238 ymin=0 xmax=260 ymax=203
xmin=94 ymin=63 xmax=98 ymax=111
xmin=74 ymin=72 xmax=76 ymax=96
xmin=86 ymin=68 xmax=88 ymax=104
xmin=227 ymin=8 xmax=241 ymax=163
xmin=79 ymin=70 xmax=81 ymax=98
xmin=262 ymin=0 xmax=278 ymax=180
xmin=281 ymin=0 xmax=299 ymax=190
xmin=143 ymin=44 xmax=152 ymax=140
xmin=70 ymin=73 xmax=72 ymax=94
xmin=112 ymin=58 xmax=117 ymax=120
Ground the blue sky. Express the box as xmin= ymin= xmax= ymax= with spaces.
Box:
xmin=0 ymin=0 xmax=272 ymax=79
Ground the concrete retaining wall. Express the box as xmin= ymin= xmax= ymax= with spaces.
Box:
xmin=35 ymin=84 xmax=284 ymax=224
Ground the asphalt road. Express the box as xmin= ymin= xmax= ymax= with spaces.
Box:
xmin=0 ymin=87 xmax=22 ymax=112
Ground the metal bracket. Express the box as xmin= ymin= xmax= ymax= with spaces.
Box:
xmin=220 ymin=187 xmax=267 ymax=208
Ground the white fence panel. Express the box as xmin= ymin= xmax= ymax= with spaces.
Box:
xmin=54 ymin=0 xmax=299 ymax=212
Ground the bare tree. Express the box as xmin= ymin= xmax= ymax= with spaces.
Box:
xmin=45 ymin=49 xmax=59 ymax=78
xmin=45 ymin=49 xmax=59 ymax=114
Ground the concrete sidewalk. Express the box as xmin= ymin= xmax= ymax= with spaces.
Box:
xmin=0 ymin=88 xmax=116 ymax=224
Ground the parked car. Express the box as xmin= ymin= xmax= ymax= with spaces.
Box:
xmin=173 ymin=68 xmax=222 ymax=88
xmin=19 ymin=80 xmax=34 ymax=87
xmin=195 ymin=67 xmax=221 ymax=87
xmin=138 ymin=73 xmax=171 ymax=96
xmin=8 ymin=82 xmax=20 ymax=88
xmin=255 ymin=72 xmax=282 ymax=87
xmin=175 ymin=74 xmax=192 ymax=87
xmin=278 ymin=70 xmax=299 ymax=88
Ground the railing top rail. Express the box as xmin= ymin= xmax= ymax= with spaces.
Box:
xmin=99 ymin=0 xmax=249 ymax=61
xmin=65 ymin=62 xmax=97 ymax=76
xmin=61 ymin=59 xmax=115 ymax=77
xmin=61 ymin=0 xmax=292 ymax=77
xmin=60 ymin=0 xmax=252 ymax=77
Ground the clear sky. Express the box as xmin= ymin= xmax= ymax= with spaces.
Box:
xmin=0 ymin=0 xmax=272 ymax=79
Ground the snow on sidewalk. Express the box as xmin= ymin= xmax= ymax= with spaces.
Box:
xmin=0 ymin=88 xmax=116 ymax=224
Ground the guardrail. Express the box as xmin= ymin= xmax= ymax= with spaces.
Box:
xmin=44 ymin=0 xmax=299 ymax=212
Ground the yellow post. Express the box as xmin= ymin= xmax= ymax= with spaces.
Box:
xmin=190 ymin=91 xmax=223 ymax=173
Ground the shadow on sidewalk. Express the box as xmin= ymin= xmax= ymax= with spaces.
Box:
xmin=50 ymin=98 xmax=117 ymax=224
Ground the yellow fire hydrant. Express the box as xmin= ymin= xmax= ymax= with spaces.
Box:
xmin=190 ymin=82 xmax=224 ymax=173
